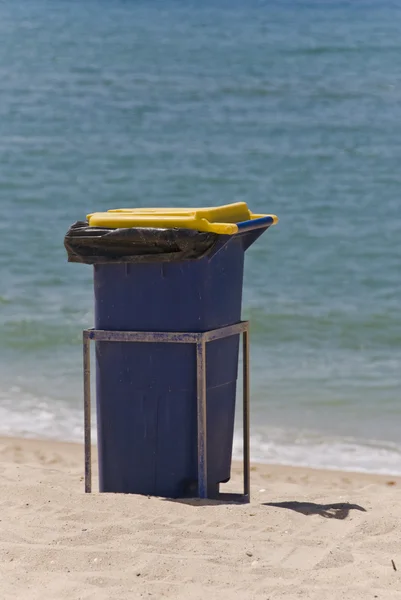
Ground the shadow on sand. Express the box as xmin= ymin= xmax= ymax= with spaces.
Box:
xmin=264 ymin=501 xmax=366 ymax=519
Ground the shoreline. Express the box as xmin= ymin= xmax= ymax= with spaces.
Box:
xmin=0 ymin=433 xmax=400 ymax=486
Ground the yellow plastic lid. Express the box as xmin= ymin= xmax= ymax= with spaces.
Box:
xmin=87 ymin=202 xmax=278 ymax=235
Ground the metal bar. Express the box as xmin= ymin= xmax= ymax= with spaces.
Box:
xmin=85 ymin=323 xmax=249 ymax=345
xmin=83 ymin=332 xmax=92 ymax=493
xmin=85 ymin=329 xmax=201 ymax=344
xmin=196 ymin=338 xmax=208 ymax=499
xmin=243 ymin=326 xmax=251 ymax=501
xmin=203 ymin=322 xmax=248 ymax=343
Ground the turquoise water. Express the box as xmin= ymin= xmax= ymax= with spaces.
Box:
xmin=1 ymin=0 xmax=401 ymax=473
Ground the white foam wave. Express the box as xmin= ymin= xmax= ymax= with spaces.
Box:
xmin=233 ymin=427 xmax=401 ymax=475
xmin=1 ymin=388 xmax=401 ymax=476
xmin=0 ymin=387 xmax=90 ymax=442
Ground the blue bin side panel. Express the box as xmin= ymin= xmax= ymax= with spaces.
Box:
xmin=94 ymin=236 xmax=245 ymax=497
xmin=96 ymin=337 xmax=239 ymax=496
xmin=94 ymin=237 xmax=245 ymax=333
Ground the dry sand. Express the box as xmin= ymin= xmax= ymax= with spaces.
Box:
xmin=0 ymin=435 xmax=400 ymax=599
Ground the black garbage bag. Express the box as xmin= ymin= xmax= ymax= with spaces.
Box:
xmin=64 ymin=221 xmax=219 ymax=264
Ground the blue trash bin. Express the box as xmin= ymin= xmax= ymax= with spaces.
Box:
xmin=92 ymin=221 xmax=272 ymax=498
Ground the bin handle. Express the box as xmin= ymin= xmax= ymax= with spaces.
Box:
xmin=204 ymin=215 xmax=278 ymax=235
xmin=235 ymin=215 xmax=278 ymax=233
xmin=206 ymin=214 xmax=278 ymax=260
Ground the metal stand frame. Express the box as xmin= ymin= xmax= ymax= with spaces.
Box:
xmin=83 ymin=321 xmax=251 ymax=502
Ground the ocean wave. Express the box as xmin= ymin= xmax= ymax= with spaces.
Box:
xmin=233 ymin=427 xmax=401 ymax=476
xmin=0 ymin=386 xmax=400 ymax=476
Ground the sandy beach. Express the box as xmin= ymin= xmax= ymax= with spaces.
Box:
xmin=0 ymin=436 xmax=400 ymax=599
